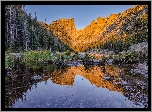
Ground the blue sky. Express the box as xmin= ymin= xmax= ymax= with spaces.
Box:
xmin=25 ymin=5 xmax=136 ymax=30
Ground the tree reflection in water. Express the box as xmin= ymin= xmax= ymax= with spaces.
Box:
xmin=5 ymin=61 xmax=148 ymax=108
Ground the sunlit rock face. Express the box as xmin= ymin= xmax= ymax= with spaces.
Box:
xmin=39 ymin=22 xmax=50 ymax=30
xmin=39 ymin=5 xmax=147 ymax=52
xmin=48 ymin=18 xmax=77 ymax=49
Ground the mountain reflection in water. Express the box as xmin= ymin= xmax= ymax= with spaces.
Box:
xmin=51 ymin=65 xmax=123 ymax=93
xmin=5 ymin=61 xmax=148 ymax=108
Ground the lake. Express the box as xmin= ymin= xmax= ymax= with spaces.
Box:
xmin=5 ymin=60 xmax=148 ymax=108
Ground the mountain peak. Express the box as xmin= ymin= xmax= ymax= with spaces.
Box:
xmin=39 ymin=5 xmax=148 ymax=52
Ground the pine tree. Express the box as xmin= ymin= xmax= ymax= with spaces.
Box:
xmin=20 ymin=5 xmax=30 ymax=51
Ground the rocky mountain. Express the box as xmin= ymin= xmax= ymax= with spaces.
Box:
xmin=39 ymin=5 xmax=148 ymax=52
xmin=49 ymin=18 xmax=76 ymax=49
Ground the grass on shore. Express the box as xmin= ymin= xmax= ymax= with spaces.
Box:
xmin=5 ymin=49 xmax=148 ymax=69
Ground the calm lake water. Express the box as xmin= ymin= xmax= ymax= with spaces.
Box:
xmin=5 ymin=60 xmax=148 ymax=108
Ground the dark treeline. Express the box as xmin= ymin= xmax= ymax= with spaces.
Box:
xmin=5 ymin=5 xmax=73 ymax=53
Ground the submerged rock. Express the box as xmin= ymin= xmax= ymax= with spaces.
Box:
xmin=131 ymin=62 xmax=148 ymax=78
xmin=136 ymin=62 xmax=148 ymax=71
xmin=107 ymin=51 xmax=115 ymax=55
xmin=31 ymin=75 xmax=41 ymax=80
xmin=66 ymin=62 xmax=82 ymax=66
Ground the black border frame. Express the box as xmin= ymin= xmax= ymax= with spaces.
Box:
xmin=1 ymin=1 xmax=151 ymax=111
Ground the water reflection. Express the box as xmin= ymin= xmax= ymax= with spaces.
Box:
xmin=51 ymin=65 xmax=123 ymax=93
xmin=5 ymin=61 xmax=148 ymax=108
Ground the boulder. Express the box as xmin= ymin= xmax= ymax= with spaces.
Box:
xmin=128 ymin=42 xmax=148 ymax=53
xmin=9 ymin=53 xmax=21 ymax=60
xmin=120 ymin=51 xmax=126 ymax=55
xmin=107 ymin=51 xmax=115 ymax=55
xmin=78 ymin=52 xmax=86 ymax=59
xmin=106 ymin=59 xmax=114 ymax=65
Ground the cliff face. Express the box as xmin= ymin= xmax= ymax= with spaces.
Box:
xmin=39 ymin=5 xmax=148 ymax=52
xmin=48 ymin=18 xmax=77 ymax=49
xmin=74 ymin=14 xmax=119 ymax=52
xmin=38 ymin=21 xmax=74 ymax=52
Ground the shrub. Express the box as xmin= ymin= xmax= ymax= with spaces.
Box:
xmin=5 ymin=52 xmax=16 ymax=68
xmin=113 ymin=55 xmax=119 ymax=60
xmin=102 ymin=55 xmax=107 ymax=63
xmin=5 ymin=53 xmax=10 ymax=68
xmin=64 ymin=50 xmax=71 ymax=56
xmin=109 ymin=55 xmax=113 ymax=59
xmin=90 ymin=55 xmax=96 ymax=61
xmin=23 ymin=50 xmax=52 ymax=61
xmin=124 ymin=51 xmax=139 ymax=63
xmin=72 ymin=53 xmax=79 ymax=60
xmin=83 ymin=53 xmax=90 ymax=61
xmin=118 ymin=52 xmax=123 ymax=61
